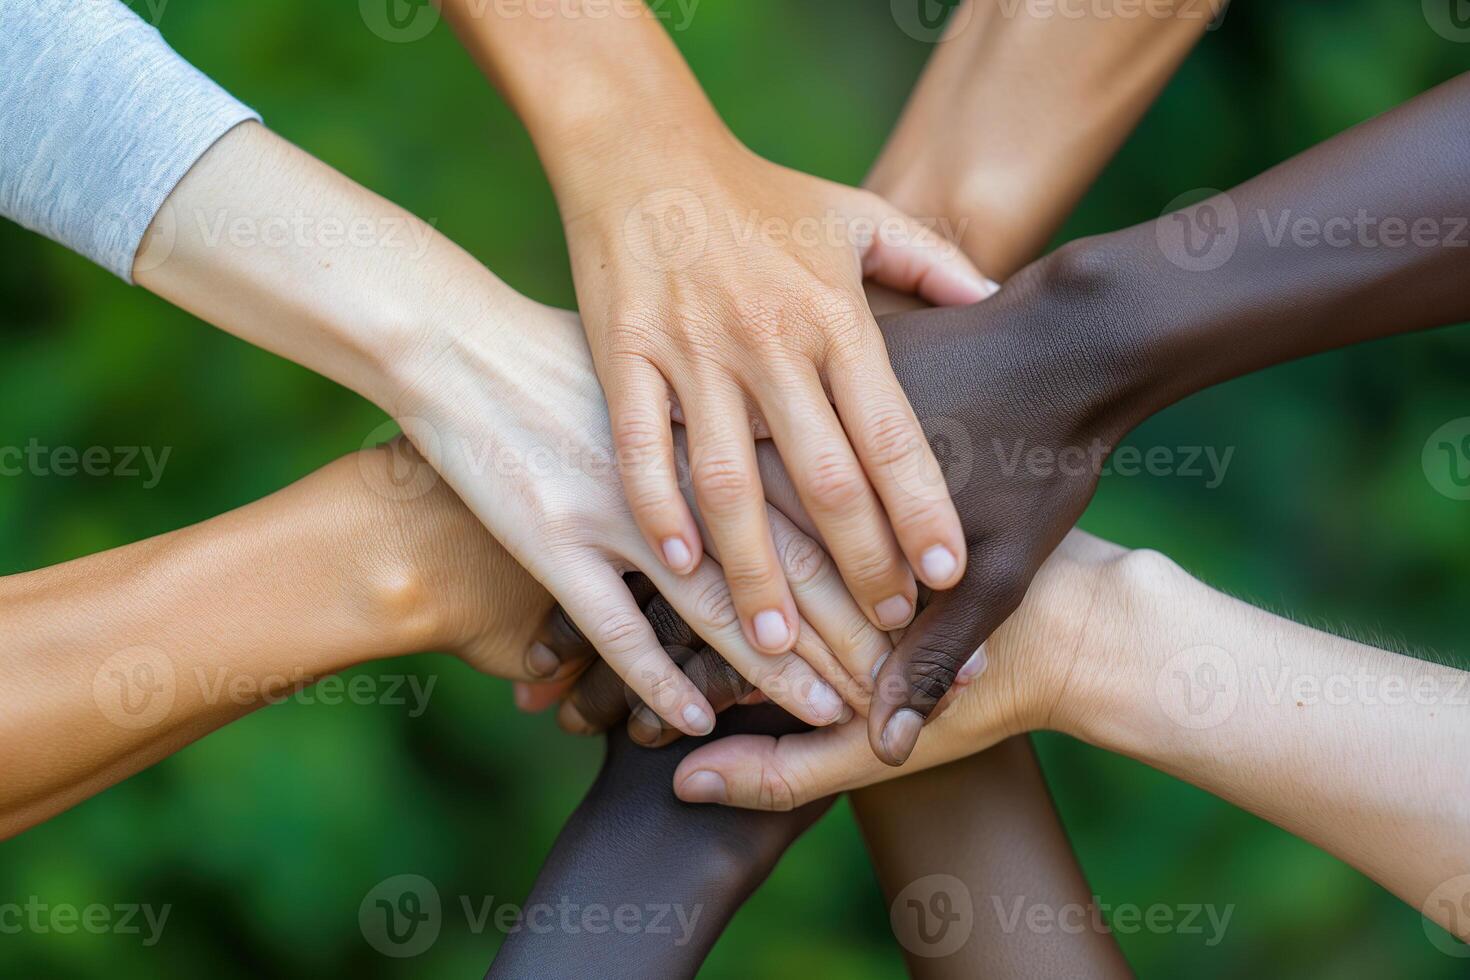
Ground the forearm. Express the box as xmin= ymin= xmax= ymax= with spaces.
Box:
xmin=854 ymin=739 xmax=1129 ymax=979
xmin=0 ymin=453 xmax=425 ymax=839
xmin=1086 ymin=71 xmax=1470 ymax=421
xmin=869 ymin=0 xmax=1213 ymax=277
xmin=134 ymin=120 xmax=526 ymax=410
xmin=1069 ymin=552 xmax=1470 ymax=923
xmin=438 ymin=0 xmax=726 ymax=212
xmin=489 ymin=709 xmax=828 ymax=979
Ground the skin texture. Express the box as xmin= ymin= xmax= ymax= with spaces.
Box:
xmin=676 ymin=534 xmax=1470 ymax=936
xmin=511 ymin=10 xmax=1214 ymax=974
xmin=135 ymin=120 xmax=880 ymax=738
xmin=0 ymin=442 xmax=566 ymax=839
xmin=485 ymin=706 xmax=831 ymax=980
xmin=863 ymin=69 xmax=1470 ymax=765
xmin=438 ymin=0 xmax=996 ymax=653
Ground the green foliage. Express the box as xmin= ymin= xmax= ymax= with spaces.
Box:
xmin=0 ymin=1 xmax=1465 ymax=976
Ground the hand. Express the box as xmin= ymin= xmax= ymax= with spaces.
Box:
xmin=488 ymin=703 xmax=834 ymax=979
xmin=392 ymin=297 xmax=869 ymax=734
xmin=566 ymin=136 xmax=997 ymax=655
xmin=669 ymin=531 xmax=1127 ymax=808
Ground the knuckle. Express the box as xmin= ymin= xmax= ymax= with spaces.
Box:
xmin=587 ymin=607 xmax=649 ymax=655
xmin=776 ymin=530 xmax=828 ymax=588
xmin=721 ymin=557 xmax=783 ymax=598
xmin=605 ymin=309 xmax=669 ymax=357
xmin=803 ymin=452 xmax=870 ymax=511
xmin=905 ymin=649 xmax=964 ymax=711
xmin=639 ymin=664 xmax=688 ymax=717
xmin=691 ymin=452 xmax=756 ymax=508
xmin=612 ymin=409 xmax=669 ymax=454
xmin=805 ymin=287 xmax=865 ymax=333
xmin=861 ymin=406 xmax=925 ymax=468
xmin=690 ymin=578 xmax=740 ymax=633
xmin=836 ymin=545 xmax=899 ymax=591
xmin=757 ymin=762 xmax=800 ymax=812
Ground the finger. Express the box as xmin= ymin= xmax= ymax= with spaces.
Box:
xmin=627 ymin=645 xmax=754 ymax=747
xmin=682 ymin=380 xmax=798 ymax=654
xmin=606 ymin=354 xmax=702 ymax=574
xmin=755 ymin=370 xmax=917 ymax=631
xmin=672 ymin=695 xmax=985 ymax=809
xmin=766 ymin=504 xmax=892 ymax=694
xmin=827 ymin=346 xmax=967 ymax=591
xmin=638 ymin=555 xmax=849 ymax=728
xmin=555 ymin=566 xmax=715 ymax=737
xmin=514 ymin=677 xmax=578 ymax=714
xmin=672 ymin=715 xmax=872 ymax=810
xmin=868 ymin=564 xmax=1025 ymax=767
xmin=559 ymin=642 xmax=696 ymax=736
xmin=857 ymin=198 xmax=999 ymax=306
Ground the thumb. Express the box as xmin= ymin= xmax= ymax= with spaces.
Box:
xmin=868 ymin=571 xmax=1022 ymax=766
xmin=856 ymin=198 xmax=999 ymax=307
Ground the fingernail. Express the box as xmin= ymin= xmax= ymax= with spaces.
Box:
xmin=682 ymin=703 xmax=714 ymax=736
xmin=807 ymin=680 xmax=845 ymax=723
xmin=513 ymin=682 xmax=533 ymax=712
xmin=557 ymin=699 xmax=594 ymax=735
xmin=875 ymin=595 xmax=914 ymax=629
xmin=920 ymin=545 xmax=958 ymax=585
xmin=662 ymin=537 xmax=693 ymax=572
xmin=956 ymin=644 xmax=988 ymax=684
xmin=679 ymin=770 xmax=728 ymax=804
xmin=753 ymin=610 xmax=791 ymax=651
xmin=870 ymin=651 xmax=890 ymax=681
xmin=629 ymin=704 xmax=663 ymax=744
xmin=977 ymin=276 xmax=1001 ymax=299
xmin=836 ymin=704 xmax=854 ymax=725
xmin=526 ymin=642 xmax=560 ymax=678
xmin=881 ymin=708 xmax=924 ymax=766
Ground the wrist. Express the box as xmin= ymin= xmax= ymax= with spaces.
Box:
xmin=1057 ymin=546 xmax=1204 ymax=753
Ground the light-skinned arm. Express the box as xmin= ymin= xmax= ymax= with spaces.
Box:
xmin=0 ymin=440 xmax=562 ymax=840
xmin=438 ymin=0 xmax=998 ymax=653
xmin=134 ymin=121 xmax=878 ymax=737
xmin=673 ymin=531 xmax=1470 ymax=935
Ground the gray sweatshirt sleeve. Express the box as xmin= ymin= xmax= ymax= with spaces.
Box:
xmin=0 ymin=0 xmax=260 ymax=282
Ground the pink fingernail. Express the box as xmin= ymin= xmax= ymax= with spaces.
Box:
xmin=875 ymin=595 xmax=913 ymax=629
xmin=662 ymin=537 xmax=693 ymax=571
xmin=957 ymin=644 xmax=988 ymax=684
xmin=920 ymin=545 xmax=958 ymax=584
xmin=679 ymin=770 xmax=728 ymax=804
xmin=753 ymin=610 xmax=791 ymax=651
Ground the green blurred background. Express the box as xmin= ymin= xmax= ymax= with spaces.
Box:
xmin=2 ymin=0 xmax=1467 ymax=975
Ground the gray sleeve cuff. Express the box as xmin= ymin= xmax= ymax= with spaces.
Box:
xmin=0 ymin=0 xmax=262 ymax=283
